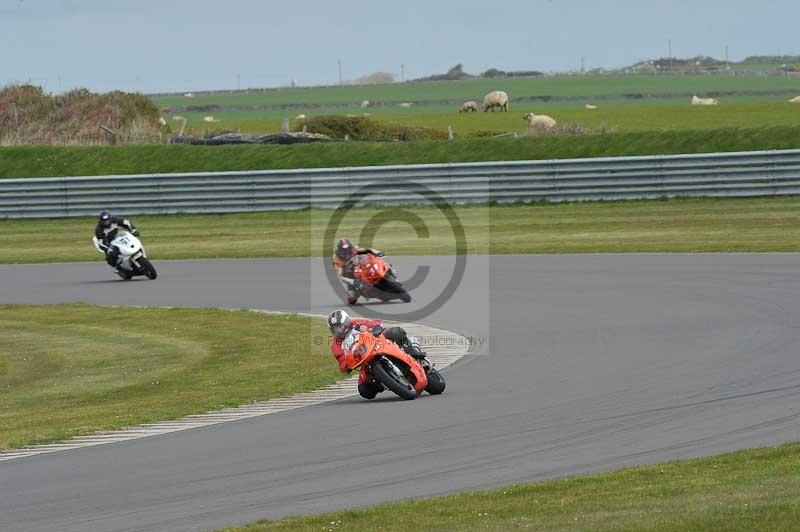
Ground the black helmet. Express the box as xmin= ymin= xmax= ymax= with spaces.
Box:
xmin=328 ymin=309 xmax=352 ymax=339
xmin=99 ymin=210 xmax=112 ymax=227
xmin=335 ymin=238 xmax=356 ymax=261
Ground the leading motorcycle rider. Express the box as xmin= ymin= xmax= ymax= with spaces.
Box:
xmin=94 ymin=210 xmax=139 ymax=267
xmin=332 ymin=238 xmax=385 ymax=304
xmin=328 ymin=309 xmax=425 ymax=399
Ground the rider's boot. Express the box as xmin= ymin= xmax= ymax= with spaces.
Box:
xmin=106 ymin=247 xmax=120 ymax=267
xmin=408 ymin=336 xmax=427 ymax=360
xmin=347 ymin=290 xmax=359 ymax=305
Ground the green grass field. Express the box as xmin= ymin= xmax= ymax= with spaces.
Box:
xmin=168 ymin=101 xmax=800 ymax=138
xmin=154 ymin=75 xmax=800 ymax=109
xmin=0 ymin=304 xmax=333 ymax=450
xmin=222 ymin=443 xmax=800 ymax=532
xmin=149 ymin=74 xmax=800 ymax=137
xmin=3 ymin=125 xmax=800 ymax=179
xmin=2 ymin=197 xmax=800 ymax=264
xmin=163 ymin=93 xmax=798 ymax=122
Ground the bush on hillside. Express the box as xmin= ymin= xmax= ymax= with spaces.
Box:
xmin=481 ymin=68 xmax=507 ymax=78
xmin=351 ymin=72 xmax=395 ymax=85
xmin=413 ymin=64 xmax=476 ymax=82
xmin=0 ymin=84 xmax=163 ymax=145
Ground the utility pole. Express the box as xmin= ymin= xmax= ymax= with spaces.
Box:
xmin=337 ymin=59 xmax=342 ymax=85
xmin=400 ymin=63 xmax=405 ymax=82
xmin=725 ymin=45 xmax=729 ymax=69
xmin=668 ymin=39 xmax=672 ymax=71
xmin=580 ymin=56 xmax=585 ymax=73
xmin=236 ymin=73 xmax=240 ymax=91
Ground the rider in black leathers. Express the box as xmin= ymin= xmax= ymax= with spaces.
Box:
xmin=94 ymin=211 xmax=138 ymax=267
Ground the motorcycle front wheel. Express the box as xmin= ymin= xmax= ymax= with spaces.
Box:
xmin=372 ymin=356 xmax=417 ymax=400
xmin=138 ymin=257 xmax=158 ymax=280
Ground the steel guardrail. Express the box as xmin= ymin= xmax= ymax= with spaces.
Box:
xmin=2 ymin=149 xmax=800 ymax=218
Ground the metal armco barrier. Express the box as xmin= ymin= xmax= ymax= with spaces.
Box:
xmin=2 ymin=149 xmax=800 ymax=218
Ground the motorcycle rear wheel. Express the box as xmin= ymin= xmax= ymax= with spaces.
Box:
xmin=424 ymin=367 xmax=446 ymax=395
xmin=372 ymin=357 xmax=417 ymax=400
xmin=377 ymin=275 xmax=412 ymax=303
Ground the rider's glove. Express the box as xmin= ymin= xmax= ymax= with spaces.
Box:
xmin=370 ymin=324 xmax=384 ymax=335
xmin=132 ymin=230 xmax=140 ymax=237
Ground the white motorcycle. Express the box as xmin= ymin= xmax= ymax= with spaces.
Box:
xmin=93 ymin=231 xmax=157 ymax=280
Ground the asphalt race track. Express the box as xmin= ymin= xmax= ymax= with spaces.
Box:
xmin=2 ymin=254 xmax=800 ymax=531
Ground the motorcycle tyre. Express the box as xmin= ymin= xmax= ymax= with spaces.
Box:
xmin=378 ymin=275 xmax=412 ymax=303
xmin=139 ymin=257 xmax=158 ymax=280
xmin=372 ymin=357 xmax=417 ymax=400
xmin=425 ymin=367 xmax=446 ymax=395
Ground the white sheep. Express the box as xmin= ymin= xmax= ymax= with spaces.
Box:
xmin=295 ymin=114 xmax=307 ymax=120
xmin=360 ymin=100 xmax=370 ymax=109
xmin=585 ymin=104 xmax=598 ymax=110
xmin=789 ymin=96 xmax=800 ymax=103
xmin=691 ymin=95 xmax=718 ymax=106
xmin=183 ymin=92 xmax=195 ymax=98
xmin=399 ymin=102 xmax=413 ymax=108
xmin=458 ymin=101 xmax=478 ymax=113
xmin=523 ymin=112 xmax=556 ymax=129
xmin=483 ymin=91 xmax=509 ymax=112
xmin=158 ymin=117 xmax=167 ymax=126
xmin=203 ymin=116 xmax=219 ymax=123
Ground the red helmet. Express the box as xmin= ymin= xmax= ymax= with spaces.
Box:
xmin=335 ymin=238 xmax=357 ymax=261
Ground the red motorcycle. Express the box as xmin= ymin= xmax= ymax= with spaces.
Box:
xmin=341 ymin=328 xmax=445 ymax=400
xmin=343 ymin=253 xmax=412 ymax=304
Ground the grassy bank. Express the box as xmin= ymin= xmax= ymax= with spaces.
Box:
xmin=0 ymin=304 xmax=333 ymax=450
xmin=222 ymin=443 xmax=800 ymax=532
xmin=2 ymin=125 xmax=800 ymax=179
xmin=1 ymin=197 xmax=800 ymax=264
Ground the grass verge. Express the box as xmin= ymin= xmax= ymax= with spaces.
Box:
xmin=0 ymin=304 xmax=333 ymax=450
xmin=2 ymin=125 xmax=800 ymax=178
xmin=221 ymin=443 xmax=800 ymax=532
xmin=1 ymin=197 xmax=800 ymax=264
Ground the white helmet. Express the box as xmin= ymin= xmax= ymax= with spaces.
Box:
xmin=327 ymin=309 xmax=352 ymax=339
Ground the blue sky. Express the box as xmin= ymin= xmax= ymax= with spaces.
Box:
xmin=1 ymin=0 xmax=797 ymax=93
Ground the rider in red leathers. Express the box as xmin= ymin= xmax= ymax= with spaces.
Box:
xmin=332 ymin=238 xmax=385 ymax=304
xmin=327 ymin=309 xmax=425 ymax=399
